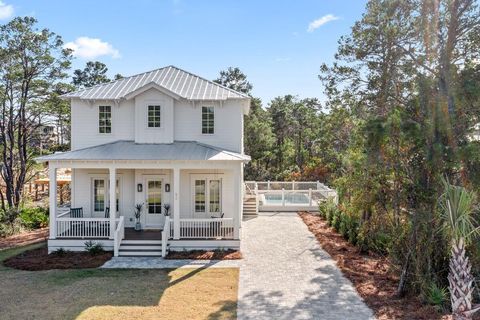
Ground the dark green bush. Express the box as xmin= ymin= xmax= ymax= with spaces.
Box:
xmin=425 ymin=282 xmax=448 ymax=311
xmin=19 ymin=207 xmax=49 ymax=229
xmin=84 ymin=240 xmax=104 ymax=255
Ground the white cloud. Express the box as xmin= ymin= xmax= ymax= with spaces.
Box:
xmin=275 ymin=57 xmax=291 ymax=62
xmin=307 ymin=14 xmax=339 ymax=32
xmin=64 ymin=37 xmax=120 ymax=59
xmin=0 ymin=1 xmax=14 ymax=20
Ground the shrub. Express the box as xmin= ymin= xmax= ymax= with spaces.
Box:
xmin=52 ymin=248 xmax=68 ymax=256
xmin=357 ymin=218 xmax=394 ymax=254
xmin=0 ymin=208 xmax=23 ymax=237
xmin=19 ymin=207 xmax=49 ymax=229
xmin=339 ymin=213 xmax=360 ymax=245
xmin=425 ymin=282 xmax=448 ymax=310
xmin=84 ymin=241 xmax=104 ymax=255
xmin=331 ymin=209 xmax=342 ymax=231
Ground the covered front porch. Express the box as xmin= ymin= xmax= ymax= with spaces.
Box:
xmin=44 ymin=160 xmax=243 ymax=256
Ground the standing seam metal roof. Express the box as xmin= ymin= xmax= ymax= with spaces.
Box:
xmin=35 ymin=141 xmax=251 ymax=162
xmin=63 ymin=65 xmax=250 ymax=101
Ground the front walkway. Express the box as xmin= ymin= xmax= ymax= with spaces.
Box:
xmin=238 ymin=212 xmax=374 ymax=320
xmin=101 ymin=257 xmax=240 ymax=269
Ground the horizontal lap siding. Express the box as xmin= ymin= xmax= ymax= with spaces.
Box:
xmin=71 ymin=100 xmax=135 ymax=150
xmin=174 ymin=100 xmax=243 ymax=153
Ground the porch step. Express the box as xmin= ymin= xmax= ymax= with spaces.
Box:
xmin=118 ymin=250 xmax=163 ymax=257
xmin=243 ymin=196 xmax=258 ymax=216
xmin=118 ymin=239 xmax=167 ymax=257
xmin=121 ymin=240 xmax=162 ymax=245
xmin=120 ymin=244 xmax=163 ymax=250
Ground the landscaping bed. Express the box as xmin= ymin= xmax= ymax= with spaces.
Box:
xmin=165 ymin=249 xmax=242 ymax=260
xmin=3 ymin=246 xmax=112 ymax=270
xmin=298 ymin=212 xmax=451 ymax=320
xmin=0 ymin=228 xmax=48 ymax=250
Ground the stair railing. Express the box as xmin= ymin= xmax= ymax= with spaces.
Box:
xmin=113 ymin=216 xmax=125 ymax=257
xmin=161 ymin=216 xmax=171 ymax=257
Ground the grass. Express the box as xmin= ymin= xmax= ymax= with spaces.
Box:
xmin=0 ymin=243 xmax=239 ymax=320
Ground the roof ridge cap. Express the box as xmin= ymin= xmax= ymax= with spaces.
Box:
xmin=167 ymin=65 xmax=250 ymax=99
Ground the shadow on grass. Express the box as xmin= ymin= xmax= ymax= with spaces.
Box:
xmin=1 ymin=244 xmax=239 ymax=320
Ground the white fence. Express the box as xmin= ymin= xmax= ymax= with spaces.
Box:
xmin=245 ymin=181 xmax=337 ymax=211
xmin=178 ymin=218 xmax=234 ymax=239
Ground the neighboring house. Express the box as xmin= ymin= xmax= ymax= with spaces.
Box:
xmin=37 ymin=66 xmax=251 ymax=256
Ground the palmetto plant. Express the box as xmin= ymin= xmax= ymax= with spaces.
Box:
xmin=438 ymin=179 xmax=480 ymax=320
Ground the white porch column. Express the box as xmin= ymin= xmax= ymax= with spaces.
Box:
xmin=173 ymin=167 xmax=180 ymax=240
xmin=48 ymin=165 xmax=57 ymax=239
xmin=109 ymin=167 xmax=116 ymax=239
xmin=233 ymin=163 xmax=242 ymax=240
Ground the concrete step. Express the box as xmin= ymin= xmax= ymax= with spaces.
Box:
xmin=119 ymin=245 xmax=163 ymax=250
xmin=118 ymin=250 xmax=163 ymax=257
xmin=121 ymin=240 xmax=162 ymax=245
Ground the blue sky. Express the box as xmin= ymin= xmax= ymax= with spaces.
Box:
xmin=0 ymin=0 xmax=368 ymax=104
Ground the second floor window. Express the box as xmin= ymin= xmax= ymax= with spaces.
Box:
xmin=202 ymin=106 xmax=214 ymax=134
xmin=148 ymin=105 xmax=161 ymax=128
xmin=99 ymin=106 xmax=111 ymax=133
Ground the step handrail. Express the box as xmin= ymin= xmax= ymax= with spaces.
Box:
xmin=113 ymin=216 xmax=125 ymax=257
xmin=161 ymin=216 xmax=171 ymax=257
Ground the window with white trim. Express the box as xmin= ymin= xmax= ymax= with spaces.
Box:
xmin=147 ymin=105 xmax=161 ymax=128
xmin=202 ymin=106 xmax=214 ymax=134
xmin=193 ymin=178 xmax=221 ymax=214
xmin=194 ymin=180 xmax=206 ymax=213
xmin=98 ymin=106 xmax=111 ymax=133
xmin=93 ymin=179 xmax=105 ymax=212
xmin=92 ymin=178 xmax=120 ymax=213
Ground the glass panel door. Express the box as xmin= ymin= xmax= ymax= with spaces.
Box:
xmin=145 ymin=177 xmax=164 ymax=228
xmin=209 ymin=180 xmax=221 ymax=214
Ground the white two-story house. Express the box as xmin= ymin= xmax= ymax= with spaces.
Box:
xmin=38 ymin=66 xmax=251 ymax=257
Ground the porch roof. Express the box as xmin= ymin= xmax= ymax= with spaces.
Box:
xmin=36 ymin=140 xmax=250 ymax=162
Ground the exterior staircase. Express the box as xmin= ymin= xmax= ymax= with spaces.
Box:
xmin=118 ymin=239 xmax=166 ymax=257
xmin=243 ymin=196 xmax=258 ymax=217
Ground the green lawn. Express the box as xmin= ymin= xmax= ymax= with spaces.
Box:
xmin=0 ymin=243 xmax=238 ymax=320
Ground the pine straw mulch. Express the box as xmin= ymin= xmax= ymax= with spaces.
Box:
xmin=0 ymin=228 xmax=49 ymax=250
xmin=3 ymin=246 xmax=112 ymax=270
xmin=165 ymin=249 xmax=242 ymax=260
xmin=298 ymin=212 xmax=452 ymax=320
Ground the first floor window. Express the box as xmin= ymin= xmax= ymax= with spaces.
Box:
xmin=209 ymin=180 xmax=221 ymax=213
xmin=93 ymin=178 xmax=120 ymax=213
xmin=202 ymin=106 xmax=214 ymax=134
xmin=147 ymin=180 xmax=162 ymax=214
xmin=194 ymin=178 xmax=221 ymax=214
xmin=194 ymin=180 xmax=206 ymax=212
xmin=99 ymin=105 xmax=112 ymax=133
xmin=93 ymin=179 xmax=105 ymax=212
xmin=147 ymin=105 xmax=161 ymax=128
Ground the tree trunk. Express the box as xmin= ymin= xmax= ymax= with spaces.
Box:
xmin=449 ymin=238 xmax=480 ymax=319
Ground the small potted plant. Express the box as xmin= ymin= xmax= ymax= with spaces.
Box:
xmin=163 ymin=203 xmax=171 ymax=216
xmin=134 ymin=203 xmax=143 ymax=231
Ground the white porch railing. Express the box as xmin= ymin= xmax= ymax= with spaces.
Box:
xmin=178 ymin=218 xmax=234 ymax=239
xmin=113 ymin=216 xmax=125 ymax=257
xmin=161 ymin=216 xmax=171 ymax=257
xmin=56 ymin=217 xmax=111 ymax=238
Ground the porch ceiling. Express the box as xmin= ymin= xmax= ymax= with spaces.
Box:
xmin=36 ymin=140 xmax=250 ymax=163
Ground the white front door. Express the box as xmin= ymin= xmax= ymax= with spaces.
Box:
xmin=144 ymin=176 xmax=164 ymax=228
